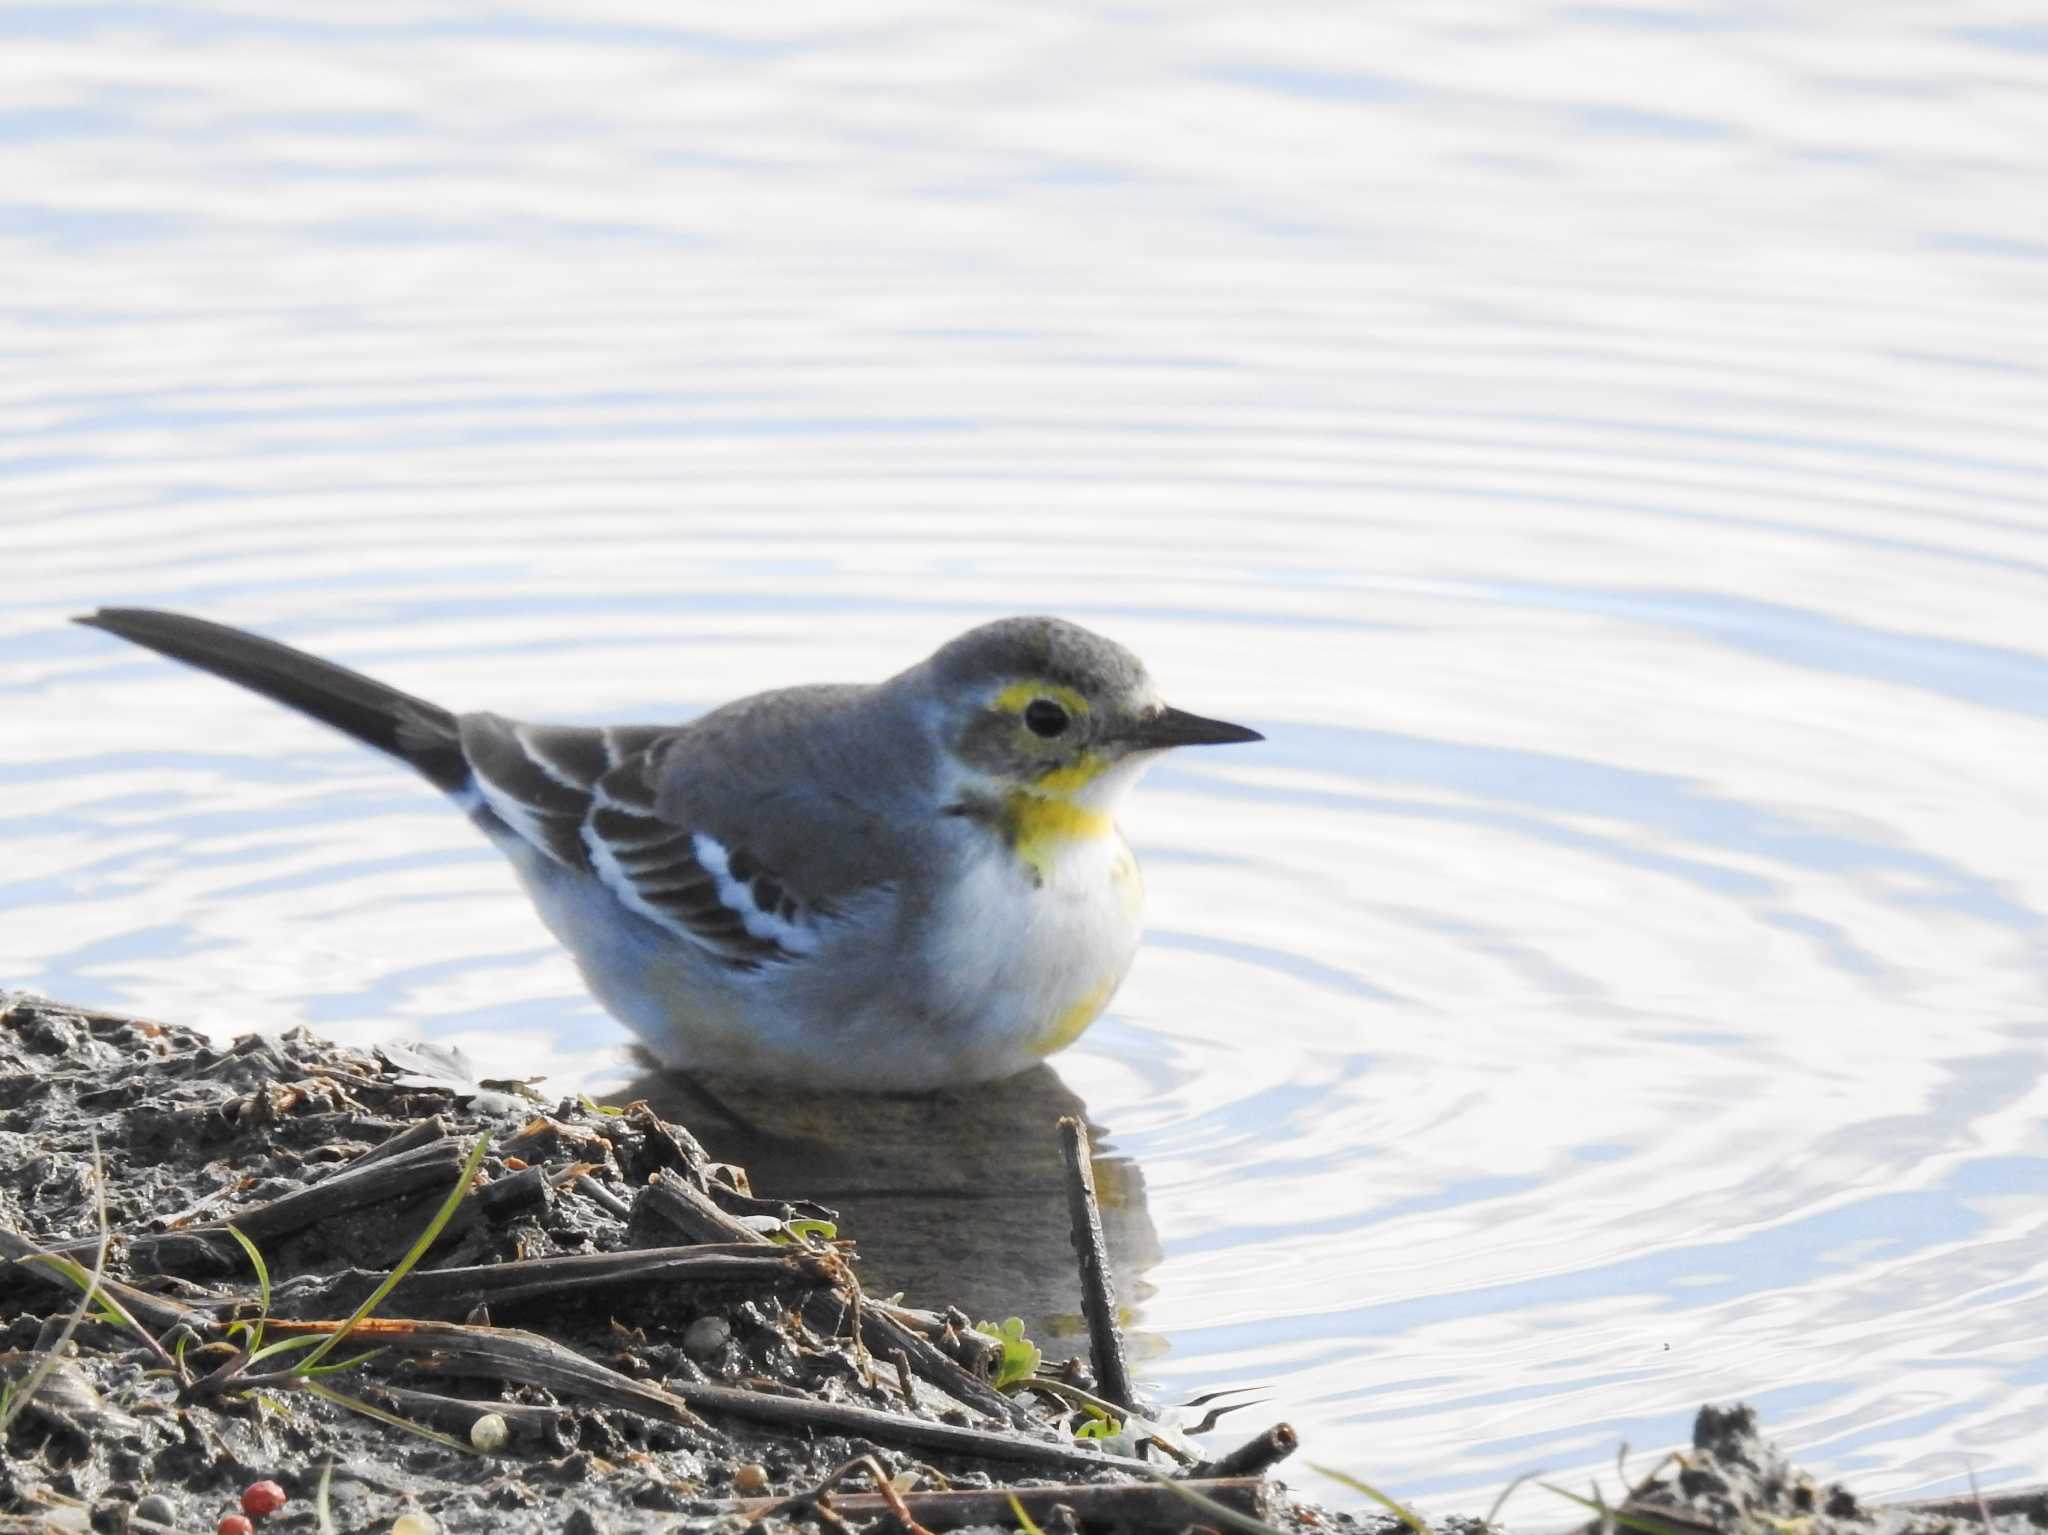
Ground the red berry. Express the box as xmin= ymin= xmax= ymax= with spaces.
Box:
xmin=218 ymin=1517 xmax=254 ymax=1535
xmin=240 ymin=1479 xmax=288 ymax=1516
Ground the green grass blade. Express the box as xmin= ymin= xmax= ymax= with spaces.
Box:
xmin=2 ymin=1135 xmax=116 ymax=1433
xmin=20 ymin=1254 xmax=142 ymax=1336
xmin=223 ymin=1223 xmax=271 ymax=1329
xmin=1485 ymin=1470 xmax=1543 ymax=1528
xmin=1007 ymin=1492 xmax=1049 ymax=1535
xmin=1313 ymin=1464 xmax=1431 ymax=1535
xmin=0 ymin=1304 xmax=87 ymax=1434
xmin=316 ymin=1461 xmax=337 ymax=1535
xmin=301 ymin=1348 xmax=386 ymax=1377
xmin=1539 ymin=1482 xmax=1697 ymax=1535
xmin=245 ymin=1333 xmax=338 ymax=1368
xmin=21 ymin=1254 xmax=125 ymax=1327
xmin=292 ymin=1133 xmax=488 ymax=1377
xmin=300 ymin=1377 xmax=475 ymax=1454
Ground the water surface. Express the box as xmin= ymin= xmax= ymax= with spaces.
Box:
xmin=5 ymin=2 xmax=2048 ymax=1518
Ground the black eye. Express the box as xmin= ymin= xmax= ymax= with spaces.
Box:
xmin=1023 ymin=698 xmax=1071 ymax=738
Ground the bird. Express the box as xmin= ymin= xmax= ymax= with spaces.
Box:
xmin=74 ymin=609 xmax=1263 ymax=1089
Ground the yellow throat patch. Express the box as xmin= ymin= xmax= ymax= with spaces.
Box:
xmin=1001 ymin=785 xmax=1111 ymax=882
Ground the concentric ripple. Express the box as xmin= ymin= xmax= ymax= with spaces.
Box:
xmin=5 ymin=1 xmax=2048 ymax=1518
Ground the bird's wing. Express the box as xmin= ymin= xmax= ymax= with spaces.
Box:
xmin=457 ymin=707 xmax=904 ymax=971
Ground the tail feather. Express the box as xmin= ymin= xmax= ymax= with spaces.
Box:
xmin=75 ymin=608 xmax=472 ymax=795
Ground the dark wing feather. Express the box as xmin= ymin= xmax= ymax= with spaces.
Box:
xmin=458 ymin=715 xmax=813 ymax=969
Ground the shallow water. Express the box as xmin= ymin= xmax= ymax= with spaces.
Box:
xmin=6 ymin=1 xmax=2048 ymax=1518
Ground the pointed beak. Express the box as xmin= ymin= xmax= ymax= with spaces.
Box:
xmin=1118 ymin=704 xmax=1264 ymax=750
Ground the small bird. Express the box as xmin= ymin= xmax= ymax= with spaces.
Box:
xmin=76 ymin=609 xmax=1262 ymax=1088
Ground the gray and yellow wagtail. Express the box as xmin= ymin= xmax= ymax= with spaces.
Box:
xmin=76 ymin=610 xmax=1262 ymax=1088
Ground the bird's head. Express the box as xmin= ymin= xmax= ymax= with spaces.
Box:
xmin=916 ymin=615 xmax=1262 ymax=811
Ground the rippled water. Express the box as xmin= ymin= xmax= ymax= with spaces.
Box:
xmin=7 ymin=1 xmax=2048 ymax=1518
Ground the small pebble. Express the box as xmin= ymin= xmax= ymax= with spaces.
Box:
xmin=391 ymin=1515 xmax=440 ymax=1535
xmin=133 ymin=1494 xmax=176 ymax=1526
xmin=682 ymin=1315 xmax=730 ymax=1360
xmin=240 ymin=1481 xmax=287 ymax=1517
xmin=470 ymin=1412 xmax=509 ymax=1453
xmin=732 ymin=1463 xmax=770 ymax=1496
xmin=217 ymin=1518 xmax=253 ymax=1535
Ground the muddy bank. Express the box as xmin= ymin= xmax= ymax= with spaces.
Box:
xmin=3 ymin=991 xmax=2042 ymax=1535
xmin=0 ymin=992 xmax=1313 ymax=1534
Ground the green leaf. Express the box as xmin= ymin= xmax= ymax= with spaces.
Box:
xmin=292 ymin=1133 xmax=489 ymax=1377
xmin=578 ymin=1093 xmax=625 ymax=1117
xmin=973 ymin=1317 xmax=1042 ymax=1390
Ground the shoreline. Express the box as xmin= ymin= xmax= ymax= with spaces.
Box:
xmin=3 ymin=990 xmax=2041 ymax=1535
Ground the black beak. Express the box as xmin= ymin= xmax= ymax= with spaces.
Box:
xmin=1120 ymin=704 xmax=1264 ymax=750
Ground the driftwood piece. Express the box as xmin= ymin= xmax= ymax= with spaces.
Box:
xmin=853 ymin=1302 xmax=1036 ymax=1430
xmin=742 ymin=1452 xmax=939 ymax=1534
xmin=44 ymin=1137 xmax=473 ymax=1269
xmin=346 ymin=1115 xmax=452 ymax=1169
xmin=1194 ymin=1421 xmax=1299 ymax=1479
xmin=1057 ymin=1114 xmax=1134 ymax=1412
xmin=631 ymin=1169 xmax=1035 ymax=1430
xmin=359 ymin=1382 xmax=575 ymax=1450
xmin=263 ymin=1315 xmax=1148 ymax=1471
xmin=628 ymin=1164 xmax=760 ymax=1247
xmin=0 ymin=1226 xmax=220 ymax=1332
xmin=721 ymin=1476 xmax=1275 ymax=1529
xmin=274 ymin=1242 xmax=836 ymax=1321
xmin=207 ymin=1137 xmax=472 ymax=1243
xmin=473 ymin=1163 xmax=551 ymax=1220
xmin=572 ymin=1172 xmax=632 ymax=1220
xmin=880 ymin=1303 xmax=1007 ymax=1379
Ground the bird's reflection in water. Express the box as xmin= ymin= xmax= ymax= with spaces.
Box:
xmin=617 ymin=1061 xmax=1163 ymax=1359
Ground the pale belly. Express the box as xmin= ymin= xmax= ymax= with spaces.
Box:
xmin=912 ymin=829 xmax=1146 ymax=1080
xmin=499 ymin=823 xmax=1145 ymax=1088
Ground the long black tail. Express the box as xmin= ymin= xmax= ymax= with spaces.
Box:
xmin=75 ymin=608 xmax=472 ymax=795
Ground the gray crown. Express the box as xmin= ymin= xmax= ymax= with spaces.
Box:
xmin=919 ymin=615 xmax=1152 ymax=702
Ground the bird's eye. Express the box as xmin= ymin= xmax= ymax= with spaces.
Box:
xmin=1023 ymin=698 xmax=1071 ymax=738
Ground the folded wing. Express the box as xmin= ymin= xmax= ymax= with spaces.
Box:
xmin=460 ymin=716 xmax=820 ymax=970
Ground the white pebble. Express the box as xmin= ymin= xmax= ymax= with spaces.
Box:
xmin=391 ymin=1514 xmax=440 ymax=1535
xmin=470 ymin=1412 xmax=510 ymax=1452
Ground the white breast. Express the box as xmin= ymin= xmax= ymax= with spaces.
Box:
xmin=916 ymin=825 xmax=1145 ymax=1079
